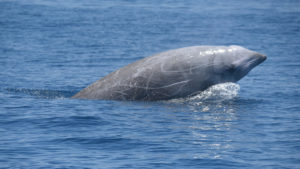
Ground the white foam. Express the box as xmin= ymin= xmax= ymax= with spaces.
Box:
xmin=189 ymin=82 xmax=240 ymax=101
xmin=168 ymin=82 xmax=240 ymax=105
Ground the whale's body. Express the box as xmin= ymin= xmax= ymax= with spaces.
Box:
xmin=72 ymin=45 xmax=266 ymax=101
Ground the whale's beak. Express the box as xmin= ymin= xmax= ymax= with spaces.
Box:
xmin=254 ymin=53 xmax=267 ymax=65
xmin=232 ymin=52 xmax=267 ymax=82
xmin=261 ymin=54 xmax=267 ymax=61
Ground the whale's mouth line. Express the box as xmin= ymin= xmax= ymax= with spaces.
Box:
xmin=249 ymin=56 xmax=266 ymax=68
xmin=240 ymin=59 xmax=258 ymax=73
xmin=246 ymin=58 xmax=259 ymax=69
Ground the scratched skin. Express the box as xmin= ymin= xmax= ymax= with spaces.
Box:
xmin=72 ymin=45 xmax=266 ymax=101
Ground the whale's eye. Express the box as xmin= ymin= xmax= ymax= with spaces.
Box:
xmin=227 ymin=65 xmax=236 ymax=73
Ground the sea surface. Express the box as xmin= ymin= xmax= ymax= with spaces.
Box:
xmin=1 ymin=0 xmax=300 ymax=168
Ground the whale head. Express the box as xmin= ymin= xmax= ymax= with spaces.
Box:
xmin=212 ymin=45 xmax=267 ymax=83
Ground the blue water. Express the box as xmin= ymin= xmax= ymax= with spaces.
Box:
xmin=1 ymin=0 xmax=300 ymax=168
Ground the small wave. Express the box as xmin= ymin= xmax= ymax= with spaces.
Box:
xmin=168 ymin=82 xmax=240 ymax=107
xmin=4 ymin=88 xmax=76 ymax=99
xmin=52 ymin=136 xmax=147 ymax=150
xmin=189 ymin=82 xmax=240 ymax=102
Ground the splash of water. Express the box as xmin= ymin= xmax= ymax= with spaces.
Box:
xmin=189 ymin=82 xmax=240 ymax=101
xmin=168 ymin=82 xmax=240 ymax=106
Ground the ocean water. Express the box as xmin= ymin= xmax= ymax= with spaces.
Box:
xmin=1 ymin=0 xmax=300 ymax=168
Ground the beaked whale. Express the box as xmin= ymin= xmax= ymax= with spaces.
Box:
xmin=72 ymin=45 xmax=266 ymax=101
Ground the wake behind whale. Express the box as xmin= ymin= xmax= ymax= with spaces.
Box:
xmin=4 ymin=83 xmax=240 ymax=104
xmin=4 ymin=88 xmax=75 ymax=99
xmin=72 ymin=45 xmax=266 ymax=101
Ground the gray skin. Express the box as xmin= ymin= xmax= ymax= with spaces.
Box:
xmin=72 ymin=45 xmax=266 ymax=101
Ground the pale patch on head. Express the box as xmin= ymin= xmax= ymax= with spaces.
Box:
xmin=229 ymin=45 xmax=242 ymax=51
xmin=217 ymin=49 xmax=226 ymax=53
xmin=199 ymin=47 xmax=238 ymax=56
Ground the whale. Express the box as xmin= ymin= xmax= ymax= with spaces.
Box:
xmin=72 ymin=45 xmax=266 ymax=101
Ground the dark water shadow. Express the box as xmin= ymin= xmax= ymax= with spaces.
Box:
xmin=4 ymin=88 xmax=77 ymax=99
